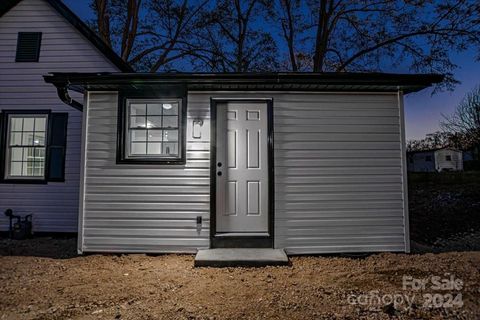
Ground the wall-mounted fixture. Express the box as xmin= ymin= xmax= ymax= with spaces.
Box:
xmin=192 ymin=119 xmax=203 ymax=139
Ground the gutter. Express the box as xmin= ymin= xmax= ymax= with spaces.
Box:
xmin=54 ymin=82 xmax=83 ymax=111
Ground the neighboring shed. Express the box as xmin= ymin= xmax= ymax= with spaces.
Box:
xmin=407 ymin=148 xmax=463 ymax=172
xmin=0 ymin=0 xmax=132 ymax=233
xmin=434 ymin=149 xmax=463 ymax=172
xmin=45 ymin=72 xmax=442 ymax=254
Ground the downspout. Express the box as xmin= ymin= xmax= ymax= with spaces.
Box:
xmin=56 ymin=85 xmax=83 ymax=112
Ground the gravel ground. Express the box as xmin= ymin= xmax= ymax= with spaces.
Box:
xmin=1 ymin=238 xmax=480 ymax=320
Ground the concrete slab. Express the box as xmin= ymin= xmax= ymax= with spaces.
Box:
xmin=194 ymin=248 xmax=289 ymax=267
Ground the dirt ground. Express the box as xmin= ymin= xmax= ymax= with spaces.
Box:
xmin=1 ymin=238 xmax=480 ymax=320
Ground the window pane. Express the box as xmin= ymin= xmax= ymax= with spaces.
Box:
xmin=34 ymin=132 xmax=45 ymax=145
xmin=130 ymin=116 xmax=146 ymax=128
xmin=163 ymin=142 xmax=178 ymax=155
xmin=34 ymin=147 xmax=45 ymax=161
xmin=125 ymin=100 xmax=182 ymax=160
xmin=163 ymin=103 xmax=178 ymax=115
xmin=10 ymin=162 xmax=22 ymax=176
xmin=130 ymin=104 xmax=146 ymax=116
xmin=147 ymin=142 xmax=162 ymax=155
xmin=11 ymin=118 xmax=23 ymax=131
xmin=147 ymin=104 xmax=162 ymax=116
xmin=6 ymin=114 xmax=47 ymax=179
xmin=23 ymin=118 xmax=34 ymax=131
xmin=23 ymin=147 xmax=35 ymax=161
xmin=163 ymin=116 xmax=178 ymax=128
xmin=34 ymin=117 xmax=46 ymax=131
xmin=147 ymin=116 xmax=162 ymax=128
xmin=22 ymin=132 xmax=35 ymax=145
xmin=131 ymin=129 xmax=147 ymax=142
xmin=148 ymin=130 xmax=162 ymax=142
xmin=11 ymin=147 xmax=23 ymax=161
xmin=163 ymin=130 xmax=178 ymax=142
xmin=10 ymin=132 xmax=22 ymax=146
xmin=131 ymin=142 xmax=146 ymax=155
xmin=33 ymin=161 xmax=44 ymax=177
xmin=23 ymin=162 xmax=34 ymax=176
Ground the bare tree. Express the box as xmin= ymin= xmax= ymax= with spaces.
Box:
xmin=406 ymin=131 xmax=455 ymax=152
xmin=93 ymin=0 xmax=111 ymax=46
xmin=273 ymin=0 xmax=480 ymax=89
xmin=272 ymin=0 xmax=303 ymax=71
xmin=90 ymin=0 xmax=207 ymax=71
xmin=191 ymin=0 xmax=278 ymax=72
xmin=441 ymin=86 xmax=480 ymax=149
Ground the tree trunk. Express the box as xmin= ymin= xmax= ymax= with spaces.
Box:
xmin=283 ymin=0 xmax=298 ymax=71
xmin=313 ymin=0 xmax=330 ymax=72
xmin=95 ymin=0 xmax=111 ymax=47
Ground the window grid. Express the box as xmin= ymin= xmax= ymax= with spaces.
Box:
xmin=127 ymin=101 xmax=180 ymax=157
xmin=7 ymin=115 xmax=47 ymax=178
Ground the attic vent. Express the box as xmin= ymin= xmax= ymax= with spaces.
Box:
xmin=15 ymin=32 xmax=42 ymax=62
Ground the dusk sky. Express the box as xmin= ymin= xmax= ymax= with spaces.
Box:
xmin=64 ymin=1 xmax=480 ymax=141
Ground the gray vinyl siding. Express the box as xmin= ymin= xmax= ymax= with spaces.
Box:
xmin=0 ymin=0 xmax=119 ymax=232
xmin=81 ymin=91 xmax=407 ymax=254
xmin=81 ymin=92 xmax=210 ymax=253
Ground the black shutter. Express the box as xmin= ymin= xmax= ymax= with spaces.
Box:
xmin=47 ymin=113 xmax=68 ymax=181
xmin=15 ymin=32 xmax=42 ymax=62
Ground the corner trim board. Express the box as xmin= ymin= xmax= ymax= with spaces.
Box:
xmin=398 ymin=90 xmax=411 ymax=253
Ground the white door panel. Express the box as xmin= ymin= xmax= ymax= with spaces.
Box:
xmin=216 ymin=102 xmax=269 ymax=233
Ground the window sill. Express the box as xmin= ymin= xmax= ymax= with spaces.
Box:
xmin=1 ymin=178 xmax=47 ymax=184
xmin=116 ymin=157 xmax=186 ymax=165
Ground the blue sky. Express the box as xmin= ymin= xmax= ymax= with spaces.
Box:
xmin=64 ymin=1 xmax=480 ymax=140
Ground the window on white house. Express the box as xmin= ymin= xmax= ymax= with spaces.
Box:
xmin=5 ymin=114 xmax=47 ymax=179
xmin=125 ymin=99 xmax=181 ymax=159
xmin=446 ymin=155 xmax=452 ymax=161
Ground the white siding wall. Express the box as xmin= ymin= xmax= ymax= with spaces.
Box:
xmin=434 ymin=149 xmax=463 ymax=171
xmin=0 ymin=0 xmax=119 ymax=232
xmin=81 ymin=91 xmax=408 ymax=254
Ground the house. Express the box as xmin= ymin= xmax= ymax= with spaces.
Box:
xmin=44 ymin=72 xmax=442 ymax=254
xmin=0 ymin=0 xmax=132 ymax=233
xmin=407 ymin=150 xmax=435 ymax=172
xmin=407 ymin=148 xmax=463 ymax=172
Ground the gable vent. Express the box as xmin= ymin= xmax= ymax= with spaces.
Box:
xmin=15 ymin=32 xmax=42 ymax=62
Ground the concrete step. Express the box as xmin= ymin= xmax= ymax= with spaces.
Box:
xmin=194 ymin=248 xmax=289 ymax=267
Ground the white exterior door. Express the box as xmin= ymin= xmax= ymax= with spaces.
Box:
xmin=216 ymin=102 xmax=269 ymax=233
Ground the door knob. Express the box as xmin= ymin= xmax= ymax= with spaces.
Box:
xmin=217 ymin=162 xmax=222 ymax=167
xmin=217 ymin=171 xmax=222 ymax=176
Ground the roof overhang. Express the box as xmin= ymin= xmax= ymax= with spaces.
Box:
xmin=44 ymin=72 xmax=443 ymax=94
xmin=43 ymin=72 xmax=444 ymax=111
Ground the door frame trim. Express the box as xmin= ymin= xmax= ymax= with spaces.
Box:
xmin=210 ymin=98 xmax=274 ymax=248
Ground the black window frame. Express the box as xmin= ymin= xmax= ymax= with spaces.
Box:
xmin=117 ymin=88 xmax=187 ymax=165
xmin=15 ymin=32 xmax=42 ymax=62
xmin=0 ymin=110 xmax=50 ymax=184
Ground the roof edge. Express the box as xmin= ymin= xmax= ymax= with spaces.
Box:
xmin=43 ymin=71 xmax=444 ymax=94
